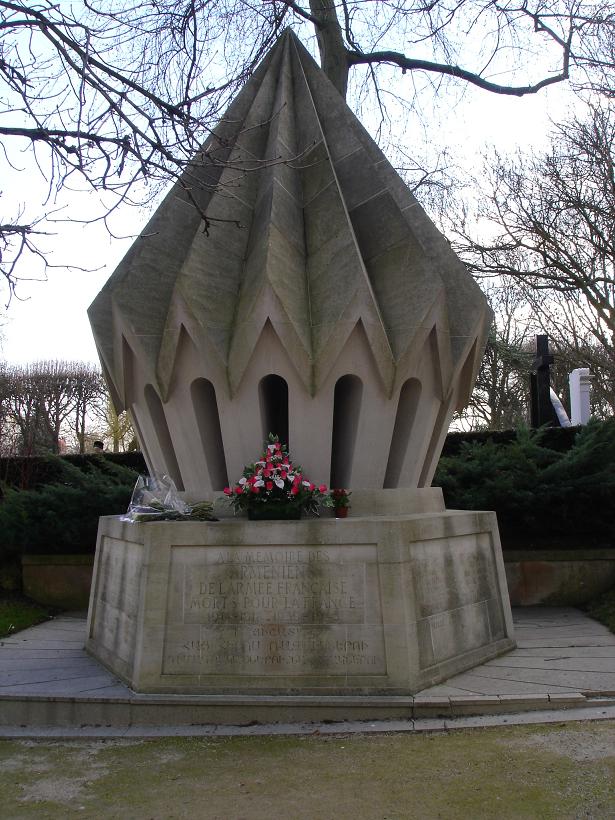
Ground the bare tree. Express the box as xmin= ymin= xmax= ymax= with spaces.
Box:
xmin=519 ymin=289 xmax=615 ymax=416
xmin=0 ymin=360 xmax=108 ymax=455
xmin=455 ymin=280 xmax=534 ymax=429
xmin=2 ymin=0 xmax=614 ymax=298
xmin=87 ymin=394 xmax=135 ymax=453
xmin=72 ymin=364 xmax=107 ymax=453
xmin=0 ymin=362 xmax=56 ymax=454
xmin=455 ymin=96 xmax=615 ymax=413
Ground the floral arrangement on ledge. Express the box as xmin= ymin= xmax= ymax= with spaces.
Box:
xmin=224 ymin=434 xmax=328 ymax=519
xmin=329 ymin=488 xmax=352 ymax=510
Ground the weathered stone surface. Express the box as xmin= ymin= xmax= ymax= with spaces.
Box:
xmin=86 ymin=498 xmax=515 ymax=694
xmin=88 ymin=30 xmax=491 ymax=497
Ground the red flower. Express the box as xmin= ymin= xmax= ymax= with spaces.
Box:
xmin=319 ymin=484 xmax=327 ymax=493
xmin=290 ymin=486 xmax=299 ymax=496
xmin=266 ymin=481 xmax=273 ymax=491
xmin=309 ymin=483 xmax=315 ymax=491
xmin=223 ymin=487 xmax=232 ymax=496
xmin=251 ymin=485 xmax=260 ymax=494
xmin=235 ymin=486 xmax=243 ymax=495
xmin=280 ymin=471 xmax=287 ymax=479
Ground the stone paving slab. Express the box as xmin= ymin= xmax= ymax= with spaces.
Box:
xmin=1 ymin=607 xmax=614 ymax=732
xmin=511 ymin=646 xmax=615 ymax=657
xmin=415 ymin=607 xmax=615 ymax=699
xmin=486 ymin=656 xmax=615 ymax=672
xmin=420 ymin=676 xmax=574 ymax=697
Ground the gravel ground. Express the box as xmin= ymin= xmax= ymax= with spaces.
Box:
xmin=1 ymin=720 xmax=614 ymax=819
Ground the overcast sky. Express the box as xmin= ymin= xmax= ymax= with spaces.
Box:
xmin=1 ymin=70 xmax=573 ymax=367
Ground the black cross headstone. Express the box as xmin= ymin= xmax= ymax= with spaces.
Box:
xmin=529 ymin=334 xmax=559 ymax=427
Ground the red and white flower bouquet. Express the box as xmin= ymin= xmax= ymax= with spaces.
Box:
xmin=224 ymin=434 xmax=328 ymax=519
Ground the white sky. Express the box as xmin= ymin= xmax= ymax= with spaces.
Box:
xmin=0 ymin=64 xmax=574 ymax=366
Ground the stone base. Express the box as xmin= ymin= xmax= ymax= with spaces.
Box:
xmin=86 ymin=490 xmax=515 ymax=694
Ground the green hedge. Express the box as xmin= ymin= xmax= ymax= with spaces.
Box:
xmin=1 ymin=421 xmax=613 ymax=560
xmin=434 ymin=419 xmax=615 ymax=549
xmin=441 ymin=426 xmax=581 ymax=457
xmin=0 ymin=455 xmax=139 ymax=559
xmin=0 ymin=452 xmax=146 ymax=491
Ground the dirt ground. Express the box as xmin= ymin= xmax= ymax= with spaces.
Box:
xmin=1 ymin=720 xmax=615 ymax=820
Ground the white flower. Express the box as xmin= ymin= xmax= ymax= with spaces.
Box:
xmin=254 ymin=479 xmax=265 ymax=488
xmin=274 ymin=478 xmax=284 ymax=489
xmin=267 ymin=444 xmax=276 ymax=452
xmin=286 ymin=474 xmax=295 ymax=481
xmin=302 ymin=480 xmax=311 ymax=487
xmin=238 ymin=477 xmax=247 ymax=485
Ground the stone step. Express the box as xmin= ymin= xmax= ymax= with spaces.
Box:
xmin=2 ymin=690 xmax=614 ymax=731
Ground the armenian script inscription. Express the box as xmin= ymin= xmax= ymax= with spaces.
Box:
xmin=162 ymin=544 xmax=386 ymax=676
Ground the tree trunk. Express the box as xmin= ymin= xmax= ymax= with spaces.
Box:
xmin=309 ymin=0 xmax=349 ymax=98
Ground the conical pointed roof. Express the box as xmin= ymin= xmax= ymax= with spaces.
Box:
xmin=89 ymin=29 xmax=488 ymax=403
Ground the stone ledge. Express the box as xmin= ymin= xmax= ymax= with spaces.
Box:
xmin=1 ymin=691 xmax=607 ymax=727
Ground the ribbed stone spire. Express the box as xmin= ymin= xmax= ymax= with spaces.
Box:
xmin=88 ymin=30 xmax=491 ymax=494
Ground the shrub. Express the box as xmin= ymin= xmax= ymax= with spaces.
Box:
xmin=434 ymin=419 xmax=615 ymax=549
xmin=0 ymin=455 xmax=139 ymax=558
xmin=0 ymin=452 xmax=146 ymax=490
xmin=441 ymin=425 xmax=581 ymax=457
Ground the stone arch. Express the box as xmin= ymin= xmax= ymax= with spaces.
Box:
xmin=330 ymin=375 xmax=363 ymax=488
xmin=191 ymin=378 xmax=228 ymax=490
xmin=144 ymin=384 xmax=184 ymax=490
xmin=258 ymin=374 xmax=289 ymax=447
xmin=384 ymin=378 xmax=422 ymax=488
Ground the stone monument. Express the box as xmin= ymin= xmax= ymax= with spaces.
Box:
xmin=86 ymin=30 xmax=514 ymax=698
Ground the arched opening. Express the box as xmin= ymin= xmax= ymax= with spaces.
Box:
xmin=191 ymin=378 xmax=228 ymax=490
xmin=258 ymin=374 xmax=289 ymax=446
xmin=144 ymin=384 xmax=184 ymax=490
xmin=330 ymin=375 xmax=363 ymax=488
xmin=384 ymin=378 xmax=422 ymax=488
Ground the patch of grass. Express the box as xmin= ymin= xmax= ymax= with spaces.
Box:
xmin=585 ymin=586 xmax=615 ymax=634
xmin=0 ymin=593 xmax=56 ymax=638
xmin=0 ymin=721 xmax=614 ymax=819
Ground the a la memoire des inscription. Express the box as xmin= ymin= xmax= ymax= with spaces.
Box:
xmin=163 ymin=544 xmax=387 ymax=676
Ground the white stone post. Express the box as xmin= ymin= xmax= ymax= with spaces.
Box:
xmin=569 ymin=368 xmax=592 ymax=425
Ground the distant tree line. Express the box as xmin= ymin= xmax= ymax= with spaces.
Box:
xmin=0 ymin=361 xmax=135 ymax=456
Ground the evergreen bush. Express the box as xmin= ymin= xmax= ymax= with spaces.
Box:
xmin=435 ymin=419 xmax=615 ymax=548
xmin=0 ymin=455 xmax=139 ymax=559
xmin=0 ymin=452 xmax=147 ymax=490
xmin=1 ymin=421 xmax=613 ymax=561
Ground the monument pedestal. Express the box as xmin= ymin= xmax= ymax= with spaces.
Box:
xmin=86 ymin=490 xmax=515 ymax=695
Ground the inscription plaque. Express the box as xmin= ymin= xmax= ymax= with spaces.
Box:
xmin=163 ymin=544 xmax=386 ymax=676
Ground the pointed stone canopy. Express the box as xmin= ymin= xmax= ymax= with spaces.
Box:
xmin=88 ymin=29 xmax=491 ymax=494
xmin=89 ymin=29 xmax=488 ymax=403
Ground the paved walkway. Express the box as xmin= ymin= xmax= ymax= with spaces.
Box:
xmin=1 ymin=607 xmax=614 ymax=737
xmin=417 ymin=606 xmax=615 ymax=697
